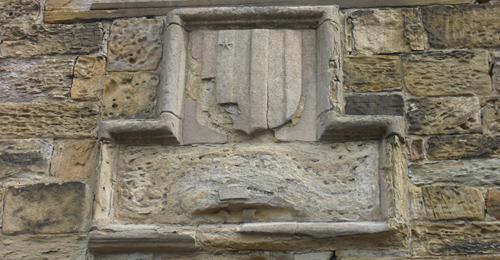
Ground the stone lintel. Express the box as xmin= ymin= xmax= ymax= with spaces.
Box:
xmin=91 ymin=0 xmax=474 ymax=11
xmin=98 ymin=112 xmax=181 ymax=144
xmin=240 ymin=221 xmax=391 ymax=238
xmin=318 ymin=112 xmax=405 ymax=141
xmin=88 ymin=230 xmax=197 ymax=253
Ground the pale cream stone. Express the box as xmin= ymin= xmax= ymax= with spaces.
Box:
xmin=71 ymin=55 xmax=106 ymax=101
xmin=350 ymin=9 xmax=410 ymax=54
xmin=101 ymin=72 xmax=158 ymax=120
xmin=50 ymin=139 xmax=98 ymax=180
xmin=107 ymin=18 xmax=163 ymax=71
xmin=117 ymin=142 xmax=380 ymax=224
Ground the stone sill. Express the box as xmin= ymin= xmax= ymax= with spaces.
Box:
xmin=88 ymin=221 xmax=390 ymax=253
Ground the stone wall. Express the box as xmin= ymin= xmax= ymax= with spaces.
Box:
xmin=1 ymin=0 xmax=500 ymax=259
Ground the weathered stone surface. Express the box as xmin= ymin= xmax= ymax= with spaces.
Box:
xmin=0 ymin=56 xmax=76 ymax=102
xmin=412 ymin=223 xmax=500 ymax=256
xmin=101 ymin=72 xmax=158 ymax=120
xmin=409 ymin=158 xmax=500 ymax=186
xmin=0 ymin=0 xmax=40 ymax=25
xmin=93 ymin=143 xmax=117 ymax=222
xmin=196 ymin=224 xmax=405 ymax=251
xmin=494 ymin=60 xmax=500 ymax=92
xmin=50 ymin=139 xmax=98 ymax=179
xmin=402 ymin=8 xmax=425 ymax=51
xmin=343 ymin=55 xmax=402 ymax=92
xmin=107 ymin=18 xmax=163 ymax=71
xmin=294 ymin=252 xmax=334 ymax=260
xmin=0 ymin=101 xmax=99 ymax=138
xmin=117 ymin=142 xmax=381 ymax=224
xmin=0 ymin=23 xmax=102 ymax=57
xmin=0 ymin=139 xmax=52 ymax=179
xmin=407 ymin=139 xmax=423 ymax=161
xmin=487 ymin=189 xmax=500 ymax=220
xmin=426 ymin=135 xmax=500 ymax=160
xmin=483 ymin=98 xmax=500 ymax=133
xmin=402 ymin=50 xmax=491 ymax=96
xmin=94 ymin=253 xmax=154 ymax=260
xmin=3 ymin=182 xmax=89 ymax=234
xmin=0 ymin=234 xmax=87 ymax=259
xmin=0 ymin=188 xmax=4 ymax=227
xmin=410 ymin=185 xmax=484 ymax=221
xmin=71 ymin=55 xmax=106 ymax=101
xmin=349 ymin=9 xmax=411 ymax=54
xmin=406 ymin=97 xmax=482 ymax=135
xmin=345 ymin=94 xmax=404 ymax=116
xmin=422 ymin=4 xmax=500 ymax=49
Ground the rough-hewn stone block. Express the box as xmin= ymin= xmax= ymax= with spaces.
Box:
xmin=411 ymin=185 xmax=484 ymax=221
xmin=412 ymin=223 xmax=500 ymax=256
xmin=0 ymin=56 xmax=76 ymax=102
xmin=0 ymin=0 xmax=40 ymax=25
xmin=349 ymin=9 xmax=411 ymax=54
xmin=402 ymin=8 xmax=425 ymax=51
xmin=107 ymin=18 xmax=163 ymax=71
xmin=0 ymin=139 xmax=52 ymax=179
xmin=343 ymin=55 xmax=402 ymax=92
xmin=407 ymin=139 xmax=423 ymax=161
xmin=422 ymin=4 xmax=500 ymax=49
xmin=117 ymin=142 xmax=381 ymax=224
xmin=0 ymin=235 xmax=87 ymax=259
xmin=426 ymin=135 xmax=500 ymax=160
xmin=487 ymin=189 xmax=500 ymax=220
xmin=346 ymin=93 xmax=404 ymax=116
xmin=50 ymin=140 xmax=98 ymax=180
xmin=406 ymin=97 xmax=482 ymax=135
xmin=101 ymin=72 xmax=158 ymax=120
xmin=483 ymin=98 xmax=500 ymax=133
xmin=345 ymin=94 xmax=404 ymax=116
xmin=0 ymin=23 xmax=102 ymax=57
xmin=402 ymin=50 xmax=491 ymax=96
xmin=0 ymin=101 xmax=99 ymax=138
xmin=3 ymin=182 xmax=89 ymax=234
xmin=71 ymin=55 xmax=106 ymax=101
xmin=410 ymin=158 xmax=500 ymax=186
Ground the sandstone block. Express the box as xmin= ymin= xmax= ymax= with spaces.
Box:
xmin=0 ymin=139 xmax=52 ymax=179
xmin=409 ymin=158 xmax=500 ymax=186
xmin=50 ymin=140 xmax=98 ymax=180
xmin=487 ymin=189 xmax=500 ymax=220
xmin=345 ymin=94 xmax=404 ymax=116
xmin=1 ymin=23 xmax=102 ymax=57
xmin=402 ymin=8 xmax=425 ymax=51
xmin=3 ymin=182 xmax=89 ymax=234
xmin=426 ymin=135 xmax=500 ymax=160
xmin=0 ymin=101 xmax=99 ymax=138
xmin=406 ymin=97 xmax=482 ymax=135
xmin=494 ymin=62 xmax=500 ymax=92
xmin=0 ymin=0 xmax=40 ymax=25
xmin=407 ymin=139 xmax=423 ymax=161
xmin=71 ymin=55 xmax=106 ymax=101
xmin=410 ymin=185 xmax=484 ymax=221
xmin=402 ymin=50 xmax=491 ymax=96
xmin=422 ymin=5 xmax=500 ymax=49
xmin=343 ymin=55 xmax=402 ymax=92
xmin=412 ymin=223 xmax=500 ymax=256
xmin=117 ymin=142 xmax=381 ymax=224
xmin=349 ymin=9 xmax=411 ymax=54
xmin=0 ymin=234 xmax=87 ymax=259
xmin=107 ymin=18 xmax=163 ymax=71
xmin=0 ymin=56 xmax=76 ymax=102
xmin=483 ymin=99 xmax=500 ymax=133
xmin=101 ymin=72 xmax=158 ymax=120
